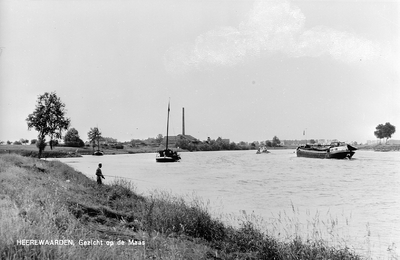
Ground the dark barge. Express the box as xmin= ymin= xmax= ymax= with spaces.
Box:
xmin=296 ymin=141 xmax=357 ymax=159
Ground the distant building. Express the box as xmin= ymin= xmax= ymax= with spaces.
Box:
xmin=221 ymin=138 xmax=230 ymax=144
xmin=162 ymin=134 xmax=200 ymax=147
xmin=178 ymin=134 xmax=200 ymax=144
xmin=367 ymin=140 xmax=379 ymax=145
xmin=161 ymin=136 xmax=179 ymax=147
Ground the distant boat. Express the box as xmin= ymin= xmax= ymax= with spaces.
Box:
xmin=156 ymin=101 xmax=181 ymax=163
xmin=93 ymin=150 xmax=104 ymax=156
xmin=93 ymin=130 xmax=104 ymax=156
xmin=296 ymin=141 xmax=357 ymax=159
xmin=256 ymin=146 xmax=270 ymax=154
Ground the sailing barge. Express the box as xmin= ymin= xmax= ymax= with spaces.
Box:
xmin=156 ymin=101 xmax=181 ymax=163
xmin=296 ymin=141 xmax=357 ymax=159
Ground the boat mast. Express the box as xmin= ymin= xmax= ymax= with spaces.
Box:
xmin=97 ymin=127 xmax=100 ymax=152
xmin=166 ymin=101 xmax=170 ymax=150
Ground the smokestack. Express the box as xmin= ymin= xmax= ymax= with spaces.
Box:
xmin=182 ymin=107 xmax=185 ymax=136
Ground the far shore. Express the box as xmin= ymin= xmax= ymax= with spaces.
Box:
xmin=1 ymin=143 xmax=399 ymax=159
xmin=0 ymin=144 xmax=161 ymax=158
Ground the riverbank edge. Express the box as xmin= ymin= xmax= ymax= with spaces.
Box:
xmin=0 ymin=154 xmax=362 ymax=259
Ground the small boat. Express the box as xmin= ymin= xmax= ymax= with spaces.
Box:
xmin=91 ymin=127 xmax=104 ymax=156
xmin=156 ymin=148 xmax=181 ymax=162
xmin=93 ymin=150 xmax=104 ymax=156
xmin=296 ymin=141 xmax=357 ymax=159
xmin=256 ymin=146 xmax=270 ymax=154
xmin=156 ymin=101 xmax=181 ymax=163
xmin=93 ymin=137 xmax=104 ymax=156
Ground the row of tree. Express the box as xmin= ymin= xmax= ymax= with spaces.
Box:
xmin=172 ymin=136 xmax=282 ymax=152
xmin=25 ymin=92 xmax=106 ymax=157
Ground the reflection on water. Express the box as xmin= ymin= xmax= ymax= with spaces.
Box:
xmin=55 ymin=150 xmax=400 ymax=259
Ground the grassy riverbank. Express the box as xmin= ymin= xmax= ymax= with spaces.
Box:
xmin=0 ymin=154 xmax=362 ymax=259
xmin=0 ymin=144 xmax=161 ymax=158
xmin=357 ymin=144 xmax=400 ymax=152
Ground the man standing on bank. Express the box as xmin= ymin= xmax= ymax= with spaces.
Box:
xmin=96 ymin=163 xmax=105 ymax=185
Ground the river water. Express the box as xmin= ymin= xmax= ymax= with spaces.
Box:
xmin=55 ymin=150 xmax=400 ymax=259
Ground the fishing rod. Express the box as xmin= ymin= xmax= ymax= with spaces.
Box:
xmin=101 ymin=174 xmax=154 ymax=183
xmin=102 ymin=174 xmax=136 ymax=180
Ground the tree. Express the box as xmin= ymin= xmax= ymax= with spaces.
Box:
xmin=49 ymin=139 xmax=59 ymax=147
xmin=272 ymin=136 xmax=281 ymax=147
xmin=36 ymin=138 xmax=47 ymax=152
xmin=64 ymin=128 xmax=85 ymax=147
xmin=19 ymin=138 xmax=29 ymax=145
xmin=229 ymin=142 xmax=238 ymax=150
xmin=103 ymin=137 xmax=118 ymax=144
xmin=374 ymin=122 xmax=396 ymax=144
xmin=88 ymin=127 xmax=102 ymax=153
xmin=155 ymin=134 xmax=164 ymax=144
xmin=374 ymin=125 xmax=385 ymax=143
xmin=26 ymin=92 xmax=70 ymax=158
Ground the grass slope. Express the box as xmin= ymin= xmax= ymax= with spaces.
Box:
xmin=0 ymin=154 xmax=361 ymax=259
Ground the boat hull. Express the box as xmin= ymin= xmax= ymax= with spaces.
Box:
xmin=296 ymin=144 xmax=356 ymax=159
xmin=296 ymin=148 xmax=329 ymax=159
xmin=256 ymin=147 xmax=270 ymax=154
xmin=156 ymin=156 xmax=180 ymax=163
xmin=156 ymin=149 xmax=181 ymax=163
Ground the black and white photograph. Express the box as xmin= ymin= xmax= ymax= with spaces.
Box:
xmin=0 ymin=0 xmax=399 ymax=259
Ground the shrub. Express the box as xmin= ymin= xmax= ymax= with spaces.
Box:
xmin=65 ymin=139 xmax=85 ymax=147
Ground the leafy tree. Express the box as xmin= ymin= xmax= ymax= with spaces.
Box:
xmin=103 ymin=137 xmax=118 ymax=144
xmin=155 ymin=134 xmax=163 ymax=144
xmin=19 ymin=138 xmax=29 ymax=145
xmin=36 ymin=138 xmax=47 ymax=152
xmin=374 ymin=122 xmax=396 ymax=144
xmin=176 ymin=138 xmax=190 ymax=150
xmin=31 ymin=139 xmax=37 ymax=145
xmin=26 ymin=92 xmax=70 ymax=158
xmin=88 ymin=127 xmax=102 ymax=153
xmin=229 ymin=142 xmax=238 ymax=150
xmin=49 ymin=139 xmax=59 ymax=147
xmin=272 ymin=136 xmax=281 ymax=147
xmin=64 ymin=128 xmax=84 ymax=147
xmin=374 ymin=125 xmax=385 ymax=143
xmin=238 ymin=141 xmax=250 ymax=150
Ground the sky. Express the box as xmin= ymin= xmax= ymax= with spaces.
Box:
xmin=1 ymin=0 xmax=399 ymax=144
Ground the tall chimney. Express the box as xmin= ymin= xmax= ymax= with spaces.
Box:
xmin=182 ymin=107 xmax=185 ymax=136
